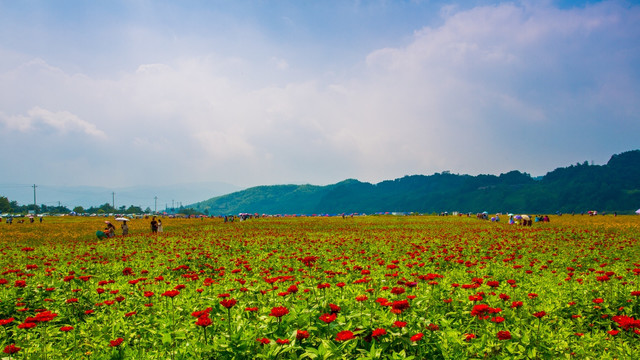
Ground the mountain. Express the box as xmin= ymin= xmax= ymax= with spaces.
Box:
xmin=189 ymin=150 xmax=640 ymax=215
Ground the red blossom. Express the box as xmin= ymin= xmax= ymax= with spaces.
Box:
xmin=195 ymin=316 xmax=212 ymax=327
xmin=336 ymin=330 xmax=355 ymax=341
xmin=161 ymin=290 xmax=180 ymax=298
xmin=371 ymin=328 xmax=387 ymax=339
xmin=3 ymin=344 xmax=20 ymax=354
xmin=220 ymin=299 xmax=237 ymax=309
xmin=497 ymin=331 xmax=511 ymax=340
xmin=109 ymin=337 xmax=124 ymax=347
xmin=533 ymin=311 xmax=547 ymax=319
xmin=256 ymin=338 xmax=270 ymax=345
xmin=269 ymin=306 xmax=289 ymax=318
xmin=296 ymin=330 xmax=310 ymax=340
xmin=319 ymin=313 xmax=337 ymax=324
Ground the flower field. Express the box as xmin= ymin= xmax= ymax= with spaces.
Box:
xmin=0 ymin=215 xmax=639 ymax=359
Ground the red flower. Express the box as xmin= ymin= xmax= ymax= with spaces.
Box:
xmin=355 ymin=295 xmax=368 ymax=302
xmin=607 ymin=330 xmax=619 ymax=336
xmin=0 ymin=318 xmax=14 ymax=326
xmin=220 ymin=299 xmax=237 ymax=309
xmin=66 ymin=298 xmax=78 ymax=304
xmin=3 ymin=344 xmax=20 ymax=354
xmin=269 ymin=306 xmax=289 ymax=318
xmin=533 ymin=311 xmax=547 ymax=319
xmin=195 ymin=316 xmax=212 ymax=327
xmin=471 ymin=304 xmax=491 ymax=318
xmin=390 ymin=287 xmax=405 ymax=295
xmin=328 ymin=303 xmax=341 ymax=314
xmin=109 ymin=337 xmax=124 ymax=347
xmin=427 ymin=323 xmax=440 ymax=331
xmin=245 ymin=307 xmax=258 ymax=312
xmin=371 ymin=328 xmax=387 ymax=339
xmin=124 ymin=311 xmax=137 ymax=317
xmin=511 ymin=301 xmax=523 ymax=309
xmin=191 ymin=308 xmax=213 ymax=318
xmin=276 ymin=338 xmax=290 ymax=345
xmin=256 ymin=338 xmax=270 ymax=345
xmin=393 ymin=321 xmax=407 ymax=328
xmin=410 ymin=333 xmax=424 ymax=342
xmin=465 ymin=333 xmax=477 ymax=341
xmin=593 ymin=298 xmax=604 ymax=304
xmin=319 ymin=313 xmax=337 ymax=324
xmin=612 ymin=315 xmax=640 ymax=331
xmin=161 ymin=290 xmax=180 ymax=298
xmin=336 ymin=330 xmax=355 ymax=341
xmin=143 ymin=291 xmax=154 ymax=297
xmin=296 ymin=330 xmax=310 ymax=340
xmin=497 ymin=331 xmax=511 ymax=340
xmin=18 ymin=322 xmax=37 ymax=329
xmin=391 ymin=300 xmax=410 ymax=313
xmin=60 ymin=326 xmax=74 ymax=332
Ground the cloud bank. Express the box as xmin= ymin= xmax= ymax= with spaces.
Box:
xmin=0 ymin=1 xmax=638 ymax=189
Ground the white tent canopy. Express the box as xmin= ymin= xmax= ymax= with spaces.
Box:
xmin=636 ymin=209 xmax=640 ymax=214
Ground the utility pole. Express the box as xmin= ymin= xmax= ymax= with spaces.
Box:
xmin=172 ymin=200 xmax=175 ymax=212
xmin=33 ymin=184 xmax=37 ymax=214
xmin=112 ymin=192 xmax=115 ymax=211
xmin=154 ymin=196 xmax=158 ymax=214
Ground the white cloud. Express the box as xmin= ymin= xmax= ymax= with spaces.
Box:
xmin=0 ymin=1 xmax=638 ymax=188
xmin=1 ymin=107 xmax=106 ymax=138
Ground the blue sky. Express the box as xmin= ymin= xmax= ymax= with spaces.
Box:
xmin=1 ymin=0 xmax=639 ymax=194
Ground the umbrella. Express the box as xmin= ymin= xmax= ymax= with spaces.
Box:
xmin=522 ymin=215 xmax=530 ymax=221
xmin=636 ymin=209 xmax=640 ymax=214
xmin=104 ymin=221 xmax=111 ymax=224
xmin=115 ymin=217 xmax=130 ymax=221
xmin=514 ymin=215 xmax=522 ymax=220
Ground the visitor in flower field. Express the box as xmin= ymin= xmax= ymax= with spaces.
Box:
xmin=105 ymin=222 xmax=116 ymax=238
xmin=121 ymin=221 xmax=129 ymax=236
xmin=157 ymin=219 xmax=163 ymax=233
xmin=150 ymin=216 xmax=158 ymax=233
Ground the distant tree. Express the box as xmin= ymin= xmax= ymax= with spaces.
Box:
xmin=126 ymin=205 xmax=143 ymax=214
xmin=144 ymin=207 xmax=152 ymax=214
xmin=0 ymin=196 xmax=11 ymax=213
xmin=73 ymin=206 xmax=84 ymax=213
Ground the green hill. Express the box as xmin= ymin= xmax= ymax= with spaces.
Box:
xmin=190 ymin=150 xmax=640 ymax=215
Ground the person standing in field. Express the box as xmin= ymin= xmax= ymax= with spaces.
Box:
xmin=150 ymin=216 xmax=158 ymax=234
xmin=157 ymin=219 xmax=163 ymax=233
xmin=121 ymin=221 xmax=129 ymax=236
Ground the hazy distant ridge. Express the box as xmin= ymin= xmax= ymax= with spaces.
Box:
xmin=190 ymin=150 xmax=640 ymax=215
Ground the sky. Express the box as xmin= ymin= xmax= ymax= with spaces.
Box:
xmin=1 ymin=0 xmax=639 ymax=195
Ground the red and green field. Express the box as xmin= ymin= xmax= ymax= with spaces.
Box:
xmin=0 ymin=215 xmax=639 ymax=359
